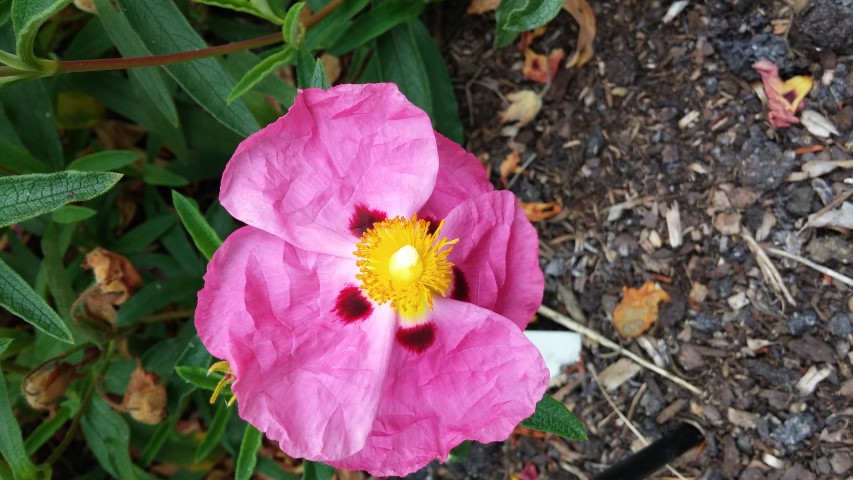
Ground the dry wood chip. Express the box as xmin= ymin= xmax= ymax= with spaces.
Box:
xmin=714 ymin=212 xmax=742 ymax=235
xmin=807 ymin=201 xmax=853 ymax=229
xmin=597 ymin=357 xmax=642 ymax=391
xmin=689 ymin=282 xmax=709 ymax=303
xmin=655 ymin=398 xmax=687 ymax=424
xmin=727 ymin=407 xmax=760 ymax=429
xmin=762 ymin=453 xmax=786 ymax=469
xmin=796 ymin=364 xmax=833 ymax=395
xmin=727 ymin=291 xmax=750 ymax=310
xmin=665 ymin=201 xmax=683 ymax=248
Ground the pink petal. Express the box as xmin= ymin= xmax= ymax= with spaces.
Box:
xmin=221 ymin=84 xmax=439 ymax=256
xmin=441 ymin=190 xmax=543 ymax=329
xmin=195 ymin=226 xmax=395 ymax=460
xmin=418 ymin=132 xmax=493 ymax=220
xmin=328 ymin=299 xmax=549 ymax=476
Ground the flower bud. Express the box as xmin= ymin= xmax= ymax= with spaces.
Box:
xmin=123 ymin=361 xmax=167 ymax=425
xmin=22 ymin=363 xmax=75 ymax=410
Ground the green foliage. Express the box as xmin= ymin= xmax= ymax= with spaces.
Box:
xmin=0 ymin=1 xmax=587 ymax=477
xmin=521 ymin=395 xmax=587 ymax=440
xmin=494 ymin=0 xmax=563 ymax=47
xmin=0 ymin=170 xmax=121 ymax=227
xmin=0 ymin=257 xmax=73 ymax=343
xmin=235 ymin=425 xmax=263 ymax=480
xmin=0 ymin=363 xmax=39 ymax=479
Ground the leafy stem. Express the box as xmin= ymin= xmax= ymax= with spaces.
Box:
xmin=0 ymin=0 xmax=342 ymax=78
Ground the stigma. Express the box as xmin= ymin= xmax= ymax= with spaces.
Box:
xmin=354 ymin=216 xmax=458 ymax=315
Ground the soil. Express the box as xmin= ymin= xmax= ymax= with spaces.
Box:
xmin=400 ymin=1 xmax=853 ymax=479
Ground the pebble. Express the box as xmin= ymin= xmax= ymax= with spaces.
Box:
xmin=830 ymin=313 xmax=853 ymax=337
xmin=787 ymin=310 xmax=818 ymax=336
xmin=785 ymin=185 xmax=815 ymax=216
xmin=805 ymin=235 xmax=853 ymax=264
xmin=543 ymin=257 xmax=566 ymax=277
xmin=771 ymin=412 xmax=819 ymax=446
xmin=585 ymin=125 xmax=604 ymax=157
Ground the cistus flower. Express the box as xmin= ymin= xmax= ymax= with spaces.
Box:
xmin=195 ymin=83 xmax=548 ymax=476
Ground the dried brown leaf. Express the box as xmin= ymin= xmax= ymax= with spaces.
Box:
xmin=500 ymin=90 xmax=542 ymax=127
xmin=520 ymin=201 xmax=562 ymax=222
xmin=563 ymin=0 xmax=596 ymax=68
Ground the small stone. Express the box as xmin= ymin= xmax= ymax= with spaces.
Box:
xmin=705 ymin=76 xmax=718 ymax=94
xmin=830 ymin=313 xmax=853 ymax=337
xmin=735 ymin=127 xmax=796 ymax=192
xmin=771 ymin=412 xmax=819 ymax=446
xmin=585 ymin=125 xmax=604 ymax=157
xmin=830 ymin=451 xmax=852 ymax=474
xmin=786 ymin=185 xmax=815 ymax=216
xmin=805 ymin=236 xmax=853 ymax=264
xmin=714 ymin=212 xmax=742 ymax=235
xmin=691 ymin=311 xmax=721 ymax=333
xmin=787 ymin=310 xmax=818 ymax=336
xmin=544 ymin=257 xmax=566 ymax=277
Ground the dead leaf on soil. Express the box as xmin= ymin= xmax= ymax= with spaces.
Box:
xmin=520 ymin=201 xmax=562 ymax=222
xmin=563 ymin=0 xmax=596 ymax=68
xmin=500 ymin=90 xmax=542 ymax=127
xmin=517 ymin=26 xmax=548 ymax=51
xmin=523 ymin=48 xmax=565 ymax=83
xmin=752 ymin=60 xmax=813 ymax=128
xmin=612 ymin=281 xmax=672 ymax=338
xmin=800 ymin=109 xmax=839 ymax=138
xmin=73 ymin=247 xmax=142 ymax=325
xmin=499 ymin=149 xmax=521 ymax=186
xmin=467 ymin=0 xmax=499 ymax=14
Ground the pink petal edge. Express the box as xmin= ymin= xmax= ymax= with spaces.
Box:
xmin=418 ymin=132 xmax=493 ymax=220
xmin=195 ymin=226 xmax=396 ymax=460
xmin=440 ymin=190 xmax=543 ymax=329
xmin=328 ymin=298 xmax=549 ymax=476
xmin=220 ymin=83 xmax=440 ymax=257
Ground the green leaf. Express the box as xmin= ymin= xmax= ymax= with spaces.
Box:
xmin=235 ymin=425 xmax=263 ymax=480
xmin=141 ymin=164 xmax=188 ymax=187
xmin=11 ymin=0 xmax=70 ymax=68
xmin=499 ymin=0 xmax=562 ymax=32
xmin=115 ymin=276 xmax=202 ymax=326
xmin=51 ymin=205 xmax=97 ymax=223
xmin=0 ymin=365 xmax=38 ymax=479
xmin=447 ymin=440 xmax=470 ymax=463
xmin=110 ymin=214 xmax=175 ymax=253
xmin=302 ymin=461 xmax=335 ymax=480
xmin=40 ymin=222 xmax=75 ymax=322
xmin=364 ymin=20 xmax=463 ymax=143
xmin=0 ymin=257 xmax=73 ymax=343
xmin=0 ymin=139 xmax=48 ymax=174
xmin=66 ymin=150 xmax=143 ymax=172
xmin=91 ymin=0 xmax=180 ymax=127
xmin=520 ymin=394 xmax=587 ymax=440
xmin=81 ymin=396 xmax=137 ymax=480
xmin=328 ymin=0 xmax=424 ymax=55
xmin=227 ymin=46 xmax=295 ymax=104
xmin=0 ymin=80 xmax=63 ymax=170
xmin=0 ymin=338 xmax=11 ymax=355
xmin=25 ymin=402 xmax=73 ymax=455
xmin=223 ymin=51 xmax=297 ymax=109
xmin=174 ymin=365 xmax=229 ymax=392
xmin=296 ymin=48 xmax=329 ymax=89
xmin=194 ymin=0 xmax=282 ymax=24
xmin=282 ymin=2 xmax=305 ymax=46
xmin=171 ymin=191 xmax=222 ymax=261
xmin=0 ymin=170 xmax=122 ymax=227
xmin=195 ymin=401 xmax=233 ymax=462
xmin=304 ymin=0 xmax=370 ymax=50
xmin=114 ymin=0 xmax=259 ymax=137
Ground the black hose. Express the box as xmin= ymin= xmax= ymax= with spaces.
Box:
xmin=591 ymin=422 xmax=704 ymax=480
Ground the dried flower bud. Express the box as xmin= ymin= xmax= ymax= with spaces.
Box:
xmin=123 ymin=361 xmax=167 ymax=425
xmin=75 ymin=247 xmax=143 ymax=326
xmin=22 ymin=363 xmax=75 ymax=410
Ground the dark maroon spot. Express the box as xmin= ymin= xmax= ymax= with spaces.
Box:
xmin=334 ymin=285 xmax=373 ymax=323
xmin=421 ymin=216 xmax=439 ymax=235
xmin=783 ymin=90 xmax=797 ymax=104
xmin=450 ymin=266 xmax=469 ymax=302
xmin=396 ymin=322 xmax=436 ymax=354
xmin=349 ymin=204 xmax=386 ymax=237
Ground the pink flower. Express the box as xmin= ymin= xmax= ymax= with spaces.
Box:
xmin=195 ymin=83 xmax=548 ymax=476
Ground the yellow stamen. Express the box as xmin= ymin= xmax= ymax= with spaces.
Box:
xmin=354 ymin=216 xmax=458 ymax=315
xmin=207 ymin=361 xmax=236 ymax=406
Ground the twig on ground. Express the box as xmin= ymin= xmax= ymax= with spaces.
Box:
xmin=537 ymin=305 xmax=703 ymax=395
xmin=588 ymin=364 xmax=688 ymax=480
xmin=741 ymin=231 xmax=797 ymax=306
xmin=766 ymin=247 xmax=853 ymax=288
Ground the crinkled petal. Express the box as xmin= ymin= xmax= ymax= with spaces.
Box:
xmin=441 ymin=190 xmax=543 ymax=329
xmin=328 ymin=299 xmax=549 ymax=476
xmin=195 ymin=226 xmax=395 ymax=460
xmin=418 ymin=132 xmax=493 ymax=220
xmin=221 ymin=84 xmax=439 ymax=256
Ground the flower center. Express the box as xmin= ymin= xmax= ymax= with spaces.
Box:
xmin=354 ymin=216 xmax=458 ymax=316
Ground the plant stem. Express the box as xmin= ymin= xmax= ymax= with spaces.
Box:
xmin=48 ymin=0 xmax=343 ymax=75
xmin=44 ymin=340 xmax=115 ymax=466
